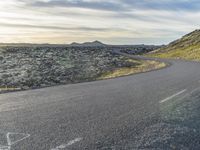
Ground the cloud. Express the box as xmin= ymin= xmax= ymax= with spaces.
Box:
xmin=25 ymin=0 xmax=123 ymax=11
xmin=121 ymin=0 xmax=200 ymax=11
xmin=0 ymin=22 xmax=113 ymax=31
xmin=0 ymin=0 xmax=200 ymax=44
xmin=25 ymin=0 xmax=200 ymax=12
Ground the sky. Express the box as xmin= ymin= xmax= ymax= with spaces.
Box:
xmin=0 ymin=0 xmax=199 ymax=45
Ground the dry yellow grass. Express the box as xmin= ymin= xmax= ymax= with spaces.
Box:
xmin=148 ymin=44 xmax=200 ymax=61
xmin=148 ymin=30 xmax=200 ymax=61
xmin=98 ymin=60 xmax=166 ymax=79
xmin=0 ymin=86 xmax=21 ymax=92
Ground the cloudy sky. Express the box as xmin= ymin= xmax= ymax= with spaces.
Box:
xmin=0 ymin=0 xmax=199 ymax=44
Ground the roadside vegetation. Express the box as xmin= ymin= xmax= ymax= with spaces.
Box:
xmin=148 ymin=29 xmax=200 ymax=61
xmin=98 ymin=59 xmax=166 ymax=79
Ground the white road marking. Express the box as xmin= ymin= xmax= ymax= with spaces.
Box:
xmin=66 ymin=138 xmax=82 ymax=146
xmin=190 ymin=86 xmax=200 ymax=94
xmin=51 ymin=138 xmax=82 ymax=150
xmin=0 ymin=132 xmax=30 ymax=150
xmin=0 ymin=145 xmax=10 ymax=150
xmin=7 ymin=132 xmax=30 ymax=146
xmin=159 ymin=89 xmax=187 ymax=103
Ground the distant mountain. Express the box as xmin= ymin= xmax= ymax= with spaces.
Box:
xmin=149 ymin=29 xmax=200 ymax=61
xmin=70 ymin=40 xmax=106 ymax=47
xmin=70 ymin=42 xmax=80 ymax=46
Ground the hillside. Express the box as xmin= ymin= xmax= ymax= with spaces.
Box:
xmin=149 ymin=29 xmax=200 ymax=61
xmin=70 ymin=40 xmax=106 ymax=47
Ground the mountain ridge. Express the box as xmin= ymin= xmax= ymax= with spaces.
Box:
xmin=70 ymin=40 xmax=106 ymax=47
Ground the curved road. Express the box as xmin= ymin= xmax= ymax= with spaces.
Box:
xmin=1 ymin=53 xmax=200 ymax=150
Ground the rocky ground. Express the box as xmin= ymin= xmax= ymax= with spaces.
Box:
xmin=0 ymin=46 xmax=142 ymax=92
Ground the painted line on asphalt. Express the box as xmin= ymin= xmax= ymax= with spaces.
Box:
xmin=159 ymin=89 xmax=187 ymax=104
xmin=7 ymin=132 xmax=30 ymax=146
xmin=51 ymin=137 xmax=82 ymax=150
xmin=0 ymin=132 xmax=30 ymax=150
xmin=0 ymin=145 xmax=10 ymax=150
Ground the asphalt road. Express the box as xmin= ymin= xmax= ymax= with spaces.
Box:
xmin=1 ymin=53 xmax=200 ymax=150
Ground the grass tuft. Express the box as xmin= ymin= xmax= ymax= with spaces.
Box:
xmin=98 ymin=59 xmax=166 ymax=79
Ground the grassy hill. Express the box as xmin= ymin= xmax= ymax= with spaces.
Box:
xmin=148 ymin=29 xmax=200 ymax=61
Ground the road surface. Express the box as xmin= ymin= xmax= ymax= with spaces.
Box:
xmin=1 ymin=53 xmax=200 ymax=150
